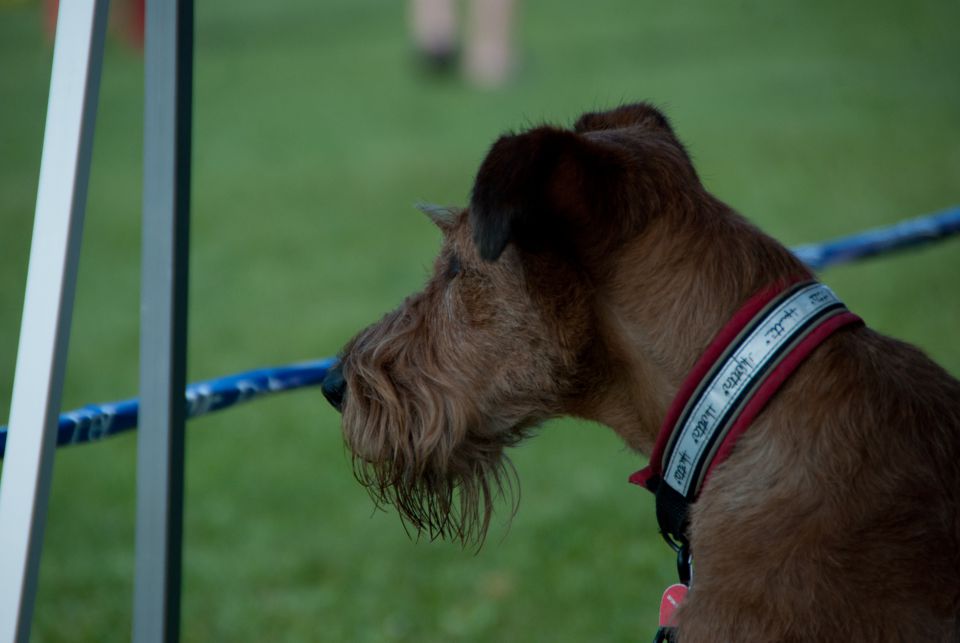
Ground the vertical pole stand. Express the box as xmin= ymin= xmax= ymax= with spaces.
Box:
xmin=0 ymin=2 xmax=110 ymax=641
xmin=133 ymin=1 xmax=193 ymax=642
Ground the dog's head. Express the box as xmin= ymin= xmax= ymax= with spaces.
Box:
xmin=323 ymin=103 xmax=708 ymax=545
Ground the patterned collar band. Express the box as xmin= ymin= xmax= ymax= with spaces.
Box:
xmin=630 ymin=279 xmax=863 ymax=545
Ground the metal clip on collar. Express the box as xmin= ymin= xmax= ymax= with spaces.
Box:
xmin=676 ymin=542 xmax=692 ymax=586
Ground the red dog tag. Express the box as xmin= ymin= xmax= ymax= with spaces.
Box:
xmin=658 ymin=583 xmax=688 ymax=627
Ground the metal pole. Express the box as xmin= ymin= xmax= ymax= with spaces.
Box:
xmin=0 ymin=1 xmax=110 ymax=640
xmin=133 ymin=0 xmax=193 ymax=640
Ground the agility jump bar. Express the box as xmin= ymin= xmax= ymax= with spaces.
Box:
xmin=1 ymin=205 xmax=960 ymax=458
xmin=0 ymin=358 xmax=335 ymax=458
xmin=791 ymin=204 xmax=960 ymax=270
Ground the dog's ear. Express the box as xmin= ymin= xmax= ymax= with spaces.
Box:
xmin=417 ymin=203 xmax=460 ymax=233
xmin=469 ymin=126 xmax=626 ymax=262
xmin=574 ymin=102 xmax=695 ymax=174
xmin=573 ymin=102 xmax=676 ymax=135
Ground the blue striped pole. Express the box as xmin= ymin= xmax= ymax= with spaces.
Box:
xmin=0 ymin=359 xmax=335 ymax=458
xmin=791 ymin=205 xmax=960 ymax=270
xmin=1 ymin=205 xmax=959 ymax=458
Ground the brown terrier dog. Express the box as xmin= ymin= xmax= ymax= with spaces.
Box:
xmin=322 ymin=103 xmax=960 ymax=641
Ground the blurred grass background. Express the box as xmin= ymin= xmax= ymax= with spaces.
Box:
xmin=1 ymin=0 xmax=958 ymax=640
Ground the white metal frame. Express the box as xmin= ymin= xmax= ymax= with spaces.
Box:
xmin=0 ymin=2 xmax=111 ymax=640
xmin=0 ymin=1 xmax=192 ymax=641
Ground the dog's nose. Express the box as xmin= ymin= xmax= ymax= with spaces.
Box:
xmin=321 ymin=364 xmax=347 ymax=412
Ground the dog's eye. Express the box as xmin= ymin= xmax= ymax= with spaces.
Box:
xmin=445 ymin=255 xmax=461 ymax=279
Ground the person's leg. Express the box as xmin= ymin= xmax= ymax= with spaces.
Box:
xmin=409 ymin=0 xmax=457 ymax=69
xmin=464 ymin=0 xmax=516 ymax=88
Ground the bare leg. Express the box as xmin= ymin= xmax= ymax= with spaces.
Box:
xmin=464 ymin=0 xmax=516 ymax=88
xmin=409 ymin=0 xmax=457 ymax=59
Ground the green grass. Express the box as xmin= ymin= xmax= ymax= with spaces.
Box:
xmin=1 ymin=0 xmax=958 ymax=640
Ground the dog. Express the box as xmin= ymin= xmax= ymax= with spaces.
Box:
xmin=321 ymin=103 xmax=960 ymax=641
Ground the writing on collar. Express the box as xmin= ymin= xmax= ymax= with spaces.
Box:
xmin=630 ymin=279 xmax=863 ymax=545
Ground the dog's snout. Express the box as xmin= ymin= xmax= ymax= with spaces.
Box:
xmin=321 ymin=364 xmax=347 ymax=412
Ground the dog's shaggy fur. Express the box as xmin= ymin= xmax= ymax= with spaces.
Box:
xmin=325 ymin=103 xmax=960 ymax=641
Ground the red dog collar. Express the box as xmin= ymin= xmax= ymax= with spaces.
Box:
xmin=630 ymin=279 xmax=863 ymax=542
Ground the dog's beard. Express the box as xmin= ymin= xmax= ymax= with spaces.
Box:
xmin=342 ymin=367 xmax=520 ymax=548
xmin=351 ymin=442 xmax=518 ymax=549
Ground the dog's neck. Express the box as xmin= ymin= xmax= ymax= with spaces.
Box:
xmin=631 ymin=277 xmax=861 ymax=544
xmin=588 ymin=202 xmax=812 ymax=453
